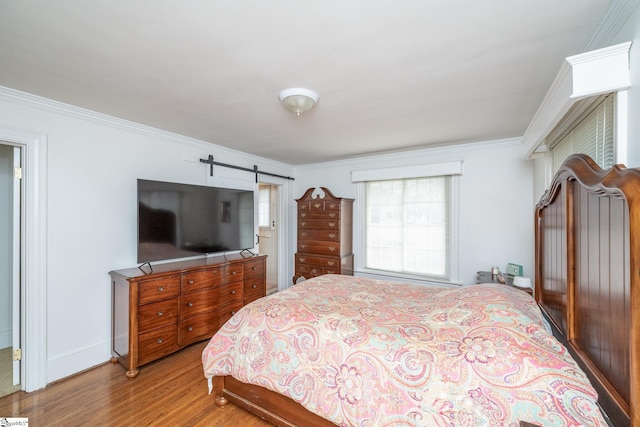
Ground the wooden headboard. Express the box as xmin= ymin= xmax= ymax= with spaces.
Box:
xmin=535 ymin=154 xmax=640 ymax=427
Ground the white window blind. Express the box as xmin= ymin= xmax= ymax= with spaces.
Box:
xmin=365 ymin=176 xmax=450 ymax=279
xmin=550 ymin=94 xmax=614 ymax=176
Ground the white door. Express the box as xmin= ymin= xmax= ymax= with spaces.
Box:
xmin=258 ymin=184 xmax=279 ymax=294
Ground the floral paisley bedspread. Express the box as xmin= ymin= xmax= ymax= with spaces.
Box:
xmin=202 ymin=275 xmax=606 ymax=426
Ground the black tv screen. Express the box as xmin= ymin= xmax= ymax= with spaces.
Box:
xmin=137 ymin=179 xmax=255 ymax=263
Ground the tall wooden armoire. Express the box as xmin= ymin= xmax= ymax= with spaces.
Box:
xmin=293 ymin=187 xmax=354 ymax=284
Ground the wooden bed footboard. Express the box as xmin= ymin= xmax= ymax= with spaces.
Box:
xmin=535 ymin=154 xmax=640 ymax=427
xmin=213 ymin=375 xmax=334 ymax=426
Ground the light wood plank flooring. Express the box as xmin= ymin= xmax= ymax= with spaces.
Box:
xmin=0 ymin=341 xmax=272 ymax=426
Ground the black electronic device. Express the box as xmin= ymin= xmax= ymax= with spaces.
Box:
xmin=137 ymin=179 xmax=254 ymax=263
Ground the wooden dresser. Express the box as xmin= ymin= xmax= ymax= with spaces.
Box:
xmin=110 ymin=253 xmax=266 ymax=378
xmin=293 ymin=187 xmax=354 ymax=284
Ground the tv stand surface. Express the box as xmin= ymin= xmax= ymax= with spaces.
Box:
xmin=110 ymin=253 xmax=266 ymax=378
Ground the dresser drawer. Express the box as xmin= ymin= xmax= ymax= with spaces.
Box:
xmin=244 ymin=276 xmax=265 ymax=303
xmin=138 ymin=276 xmax=180 ymax=304
xmin=218 ymin=301 xmax=243 ymax=326
xmin=138 ymin=298 xmax=178 ymax=333
xmin=178 ymin=311 xmax=218 ymax=347
xmin=298 ymin=218 xmax=341 ymax=230
xmin=181 ymin=267 xmax=224 ymax=293
xmin=298 ymin=240 xmax=340 ymax=255
xmin=295 ymin=253 xmax=341 ymax=269
xmin=219 ymin=281 xmax=243 ymax=304
xmin=295 ymin=266 xmax=339 ymax=279
xmin=180 ymin=287 xmax=220 ymax=318
xmin=299 ymin=210 xmax=340 ymax=220
xmin=243 ymin=258 xmax=265 ymax=278
xmin=138 ymin=324 xmax=178 ymax=366
xmin=224 ymin=264 xmax=244 ymax=282
xmin=298 ymin=229 xmax=339 ymax=241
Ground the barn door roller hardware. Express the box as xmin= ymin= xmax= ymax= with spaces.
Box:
xmin=199 ymin=155 xmax=295 ymax=183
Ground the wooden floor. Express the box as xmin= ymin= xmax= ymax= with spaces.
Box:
xmin=0 ymin=341 xmax=272 ymax=426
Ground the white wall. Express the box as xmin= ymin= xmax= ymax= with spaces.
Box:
xmin=293 ymin=139 xmax=535 ymax=286
xmin=610 ymin=3 xmax=640 ymax=167
xmin=0 ymin=88 xmax=294 ymax=384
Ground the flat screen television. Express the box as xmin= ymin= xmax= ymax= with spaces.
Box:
xmin=137 ymin=179 xmax=255 ymax=263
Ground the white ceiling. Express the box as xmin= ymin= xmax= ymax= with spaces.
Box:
xmin=0 ymin=0 xmax=616 ymax=165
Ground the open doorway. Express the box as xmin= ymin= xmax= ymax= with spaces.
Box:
xmin=257 ymin=183 xmax=279 ymax=295
xmin=0 ymin=142 xmax=22 ymax=397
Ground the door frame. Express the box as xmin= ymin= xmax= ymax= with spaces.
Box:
xmin=12 ymin=145 xmax=21 ymax=385
xmin=257 ymin=177 xmax=290 ymax=292
xmin=0 ymin=128 xmax=48 ymax=392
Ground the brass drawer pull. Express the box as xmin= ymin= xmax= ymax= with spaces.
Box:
xmin=231 ymin=290 xmax=236 ymax=294
xmin=158 ymin=286 xmax=164 ymax=292
xmin=232 ymin=271 xmax=237 ymax=275
xmin=252 ymin=266 xmax=257 ymax=270
xmin=156 ymin=338 xmax=163 ymax=344
xmin=188 ymin=302 xmax=193 ymax=307
xmin=157 ymin=311 xmax=163 ymax=317
xmin=188 ymin=279 xmax=194 ymax=284
xmin=252 ymin=284 xmax=257 ymax=289
xmin=188 ymin=327 xmax=193 ymax=332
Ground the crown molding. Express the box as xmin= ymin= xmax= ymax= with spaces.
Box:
xmin=585 ymin=0 xmax=640 ymax=51
xmin=524 ymin=41 xmax=631 ymax=158
xmin=296 ymin=137 xmax=523 ymax=170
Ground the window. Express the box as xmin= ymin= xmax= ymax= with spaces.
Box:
xmin=352 ymin=161 xmax=461 ymax=284
xmin=258 ymin=185 xmax=271 ymax=228
xmin=365 ymin=177 xmax=449 ymax=278
xmin=548 ymin=93 xmax=615 ymax=178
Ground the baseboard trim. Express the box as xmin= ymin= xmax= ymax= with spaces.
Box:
xmin=46 ymin=340 xmax=111 ymax=385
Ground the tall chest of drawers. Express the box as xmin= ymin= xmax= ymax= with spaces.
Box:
xmin=293 ymin=187 xmax=354 ymax=284
xmin=110 ymin=253 xmax=266 ymax=378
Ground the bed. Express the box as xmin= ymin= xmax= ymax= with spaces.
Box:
xmin=202 ymin=154 xmax=639 ymax=426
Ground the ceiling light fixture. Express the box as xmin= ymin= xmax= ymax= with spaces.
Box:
xmin=278 ymin=88 xmax=319 ymax=116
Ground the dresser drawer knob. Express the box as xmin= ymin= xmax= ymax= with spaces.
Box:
xmin=232 ymin=271 xmax=237 ymax=275
xmin=188 ymin=279 xmax=194 ymax=285
xmin=329 ymin=213 xmax=336 ymax=218
xmin=158 ymin=286 xmax=164 ymax=292
xmin=157 ymin=311 xmax=163 ymax=317
xmin=188 ymin=302 xmax=193 ymax=307
xmin=231 ymin=311 xmax=237 ymax=315
xmin=231 ymin=290 xmax=236 ymax=294
xmin=252 ymin=284 xmax=257 ymax=289
xmin=157 ymin=338 xmax=163 ymax=344
xmin=328 ymin=222 xmax=336 ymax=227
xmin=252 ymin=266 xmax=257 ymax=271
xmin=188 ymin=327 xmax=193 ymax=332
